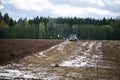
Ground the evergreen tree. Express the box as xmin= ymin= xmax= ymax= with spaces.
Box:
xmin=3 ymin=13 xmax=9 ymax=25
xmin=39 ymin=22 xmax=46 ymax=38
xmin=0 ymin=12 xmax=2 ymax=22
xmin=0 ymin=21 xmax=9 ymax=38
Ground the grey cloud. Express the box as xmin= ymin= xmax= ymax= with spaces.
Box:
xmin=51 ymin=0 xmax=101 ymax=8
xmin=51 ymin=0 xmax=120 ymax=16
xmin=1 ymin=0 xmax=120 ymax=20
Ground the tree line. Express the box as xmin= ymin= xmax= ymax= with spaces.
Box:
xmin=0 ymin=12 xmax=120 ymax=40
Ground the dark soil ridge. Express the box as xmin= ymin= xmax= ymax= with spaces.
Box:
xmin=0 ymin=39 xmax=63 ymax=65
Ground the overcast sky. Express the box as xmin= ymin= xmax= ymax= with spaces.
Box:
xmin=0 ymin=0 xmax=120 ymax=20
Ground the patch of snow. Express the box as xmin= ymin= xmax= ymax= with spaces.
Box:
xmin=51 ymin=63 xmax=56 ymax=67
xmin=42 ymin=73 xmax=61 ymax=80
xmin=28 ymin=64 xmax=34 ymax=67
xmin=0 ymin=66 xmax=5 ymax=69
xmin=45 ymin=44 xmax=59 ymax=52
xmin=0 ymin=65 xmax=61 ymax=80
xmin=0 ymin=69 xmax=37 ymax=79
xmin=88 ymin=41 xmax=95 ymax=49
xmin=21 ymin=73 xmax=37 ymax=79
xmin=0 ymin=68 xmax=61 ymax=79
xmin=36 ymin=41 xmax=70 ymax=57
xmin=38 ymin=51 xmax=46 ymax=57
xmin=33 ymin=68 xmax=61 ymax=80
xmin=6 ymin=70 xmax=20 ymax=73
xmin=57 ymin=41 xmax=71 ymax=52
xmin=35 ymin=44 xmax=59 ymax=57
xmin=60 ymin=41 xmax=110 ymax=68
xmin=83 ymin=49 xmax=91 ymax=56
xmin=95 ymin=42 xmax=102 ymax=50
xmin=12 ymin=63 xmax=22 ymax=67
xmin=82 ymin=42 xmax=88 ymax=47
xmin=57 ymin=44 xmax=64 ymax=51
xmin=60 ymin=55 xmax=88 ymax=67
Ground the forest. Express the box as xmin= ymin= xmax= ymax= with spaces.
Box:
xmin=0 ymin=12 xmax=120 ymax=40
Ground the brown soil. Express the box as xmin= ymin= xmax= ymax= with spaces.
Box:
xmin=102 ymin=41 xmax=120 ymax=80
xmin=18 ymin=40 xmax=120 ymax=80
xmin=0 ymin=39 xmax=63 ymax=65
xmin=0 ymin=40 xmax=120 ymax=80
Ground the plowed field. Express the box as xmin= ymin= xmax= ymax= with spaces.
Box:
xmin=0 ymin=40 xmax=120 ymax=80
